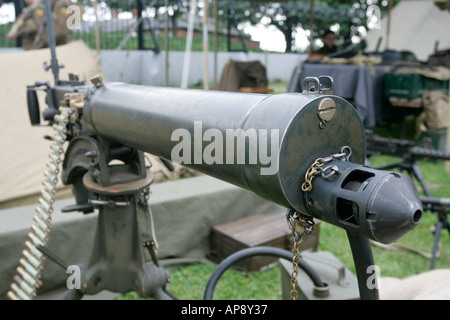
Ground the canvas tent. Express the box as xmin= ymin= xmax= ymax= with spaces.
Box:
xmin=365 ymin=0 xmax=450 ymax=62
xmin=0 ymin=41 xmax=103 ymax=208
xmin=219 ymin=60 xmax=269 ymax=92
xmin=0 ymin=40 xmax=174 ymax=209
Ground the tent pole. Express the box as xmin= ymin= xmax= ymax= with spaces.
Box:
xmin=309 ymin=0 xmax=314 ymax=54
xmin=164 ymin=0 xmax=169 ymax=87
xmin=386 ymin=0 xmax=393 ymax=50
xmin=181 ymin=0 xmax=197 ymax=89
xmin=213 ymin=0 xmax=218 ymax=88
xmin=447 ymin=79 xmax=450 ymax=172
xmin=202 ymin=0 xmax=209 ymax=90
xmin=94 ymin=0 xmax=100 ymax=54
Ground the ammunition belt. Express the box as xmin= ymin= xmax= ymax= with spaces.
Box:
xmin=7 ymin=107 xmax=73 ymax=300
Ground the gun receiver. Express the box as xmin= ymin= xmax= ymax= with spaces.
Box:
xmin=366 ymin=130 xmax=450 ymax=162
xmin=26 ymin=75 xmax=89 ymax=126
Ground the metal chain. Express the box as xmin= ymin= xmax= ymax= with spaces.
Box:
xmin=7 ymin=107 xmax=73 ymax=300
xmin=290 ymin=240 xmax=301 ymax=300
xmin=286 ymin=209 xmax=315 ymax=300
xmin=288 ymin=146 xmax=352 ymax=300
xmin=301 ymin=158 xmax=325 ymax=192
xmin=301 ymin=146 xmax=352 ymax=192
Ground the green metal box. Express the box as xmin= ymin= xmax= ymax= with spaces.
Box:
xmin=384 ymin=73 xmax=449 ymax=99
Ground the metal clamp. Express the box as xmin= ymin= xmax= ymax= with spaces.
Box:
xmin=318 ymin=165 xmax=341 ymax=179
xmin=286 ymin=209 xmax=315 ymax=242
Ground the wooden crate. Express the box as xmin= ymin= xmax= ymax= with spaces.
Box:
xmin=209 ymin=211 xmax=320 ymax=272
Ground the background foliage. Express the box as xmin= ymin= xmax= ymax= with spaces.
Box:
xmin=1 ymin=0 xmax=402 ymax=52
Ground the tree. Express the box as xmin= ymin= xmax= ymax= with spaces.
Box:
xmin=104 ymin=0 xmax=136 ymax=11
xmin=216 ymin=0 xmax=397 ymax=53
xmin=152 ymin=0 xmax=191 ymax=37
xmin=72 ymin=0 xmax=399 ymax=52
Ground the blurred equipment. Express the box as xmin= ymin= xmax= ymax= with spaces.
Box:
xmin=7 ymin=0 xmax=77 ymax=50
xmin=383 ymin=66 xmax=449 ymax=108
xmin=428 ymin=48 xmax=450 ymax=68
xmin=416 ymin=91 xmax=449 ymax=151
xmin=219 ymin=60 xmax=272 ymax=93
xmin=419 ymin=196 xmax=450 ymax=269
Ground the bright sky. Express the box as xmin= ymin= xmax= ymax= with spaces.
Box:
xmin=242 ymin=23 xmax=287 ymax=52
xmin=0 ymin=3 xmax=14 ymax=24
xmin=242 ymin=22 xmax=313 ymax=52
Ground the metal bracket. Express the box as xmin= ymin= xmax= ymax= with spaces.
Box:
xmin=303 ymin=76 xmax=335 ymax=95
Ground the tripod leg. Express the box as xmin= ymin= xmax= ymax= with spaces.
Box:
xmin=430 ymin=220 xmax=443 ymax=270
xmin=347 ymin=231 xmax=379 ymax=300
xmin=153 ymin=288 xmax=177 ymax=300
xmin=411 ymin=164 xmax=431 ymax=197
xmin=61 ymin=289 xmax=84 ymax=300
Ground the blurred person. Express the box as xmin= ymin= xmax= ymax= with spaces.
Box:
xmin=314 ymin=29 xmax=338 ymax=55
xmin=7 ymin=0 xmax=75 ymax=50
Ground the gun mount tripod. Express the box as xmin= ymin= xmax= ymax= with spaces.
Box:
xmin=418 ymin=197 xmax=450 ymax=270
xmin=60 ymin=137 xmax=175 ymax=299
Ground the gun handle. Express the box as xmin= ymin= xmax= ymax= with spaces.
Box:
xmin=27 ymin=86 xmax=40 ymax=126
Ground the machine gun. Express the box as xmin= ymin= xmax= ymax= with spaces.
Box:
xmin=366 ymin=130 xmax=450 ymax=164
xmin=7 ymin=71 xmax=425 ymax=301
xmin=7 ymin=2 xmax=423 ymax=299
xmin=419 ymin=196 xmax=450 ymax=270
xmin=366 ymin=130 xmax=450 ymax=269
xmin=366 ymin=129 xmax=450 ymax=196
